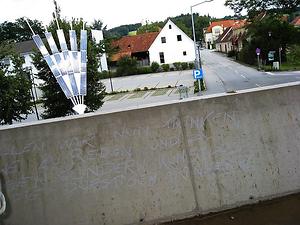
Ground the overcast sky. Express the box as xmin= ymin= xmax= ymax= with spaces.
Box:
xmin=0 ymin=0 xmax=235 ymax=29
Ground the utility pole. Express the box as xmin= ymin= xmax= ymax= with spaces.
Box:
xmin=25 ymin=67 xmax=40 ymax=120
xmin=191 ymin=0 xmax=213 ymax=95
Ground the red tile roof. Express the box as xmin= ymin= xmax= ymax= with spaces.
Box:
xmin=111 ymin=32 xmax=159 ymax=61
xmin=205 ymin=20 xmax=246 ymax=33
xmin=291 ymin=16 xmax=300 ymax=26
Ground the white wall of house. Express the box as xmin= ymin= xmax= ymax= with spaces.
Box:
xmin=212 ymin=26 xmax=224 ymax=41
xmin=204 ymin=32 xmax=213 ymax=49
xmin=216 ymin=42 xmax=233 ymax=53
xmin=148 ymin=20 xmax=195 ymax=65
xmin=204 ymin=25 xmax=225 ymax=49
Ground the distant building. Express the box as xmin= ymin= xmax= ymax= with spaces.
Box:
xmin=215 ymin=27 xmax=233 ymax=53
xmin=111 ymin=32 xmax=159 ymax=66
xmin=215 ymin=20 xmax=247 ymax=53
xmin=204 ymin=20 xmax=246 ymax=49
xmin=291 ymin=16 xmax=300 ymax=27
xmin=111 ymin=19 xmax=195 ymax=66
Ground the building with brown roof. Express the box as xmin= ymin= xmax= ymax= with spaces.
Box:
xmin=291 ymin=16 xmax=300 ymax=27
xmin=215 ymin=27 xmax=233 ymax=53
xmin=111 ymin=20 xmax=195 ymax=66
xmin=111 ymin=32 xmax=159 ymax=66
xmin=204 ymin=19 xmax=246 ymax=49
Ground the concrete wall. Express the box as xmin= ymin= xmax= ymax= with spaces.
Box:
xmin=1 ymin=83 xmax=300 ymax=225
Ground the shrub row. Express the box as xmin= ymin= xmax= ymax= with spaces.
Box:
xmin=99 ymin=59 xmax=196 ymax=79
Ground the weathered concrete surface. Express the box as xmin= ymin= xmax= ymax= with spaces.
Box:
xmin=0 ymin=82 xmax=300 ymax=225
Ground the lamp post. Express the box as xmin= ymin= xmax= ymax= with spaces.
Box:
xmin=25 ymin=66 xmax=40 ymax=120
xmin=191 ymin=0 xmax=213 ymax=94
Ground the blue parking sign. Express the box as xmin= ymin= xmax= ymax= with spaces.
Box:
xmin=193 ymin=69 xmax=203 ymax=79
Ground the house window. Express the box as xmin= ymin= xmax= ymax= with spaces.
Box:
xmin=159 ymin=52 xmax=165 ymax=63
xmin=161 ymin=37 xmax=166 ymax=43
xmin=183 ymin=51 xmax=187 ymax=56
xmin=169 ymin=24 xmax=172 ymax=29
xmin=214 ymin=28 xmax=221 ymax=35
xmin=177 ymin=35 xmax=182 ymax=41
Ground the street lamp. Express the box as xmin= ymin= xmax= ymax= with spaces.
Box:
xmin=191 ymin=0 xmax=213 ymax=94
xmin=25 ymin=66 xmax=40 ymax=120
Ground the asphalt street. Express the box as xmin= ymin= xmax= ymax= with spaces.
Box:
xmin=202 ymin=50 xmax=300 ymax=94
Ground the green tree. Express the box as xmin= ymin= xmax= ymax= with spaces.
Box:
xmin=238 ymin=16 xmax=300 ymax=65
xmin=0 ymin=17 xmax=44 ymax=43
xmin=91 ymin=19 xmax=107 ymax=31
xmin=32 ymin=18 xmax=106 ymax=119
xmin=137 ymin=23 xmax=160 ymax=34
xmin=0 ymin=45 xmax=32 ymax=125
xmin=106 ymin=23 xmax=142 ymax=38
xmin=225 ymin=0 xmax=300 ymax=15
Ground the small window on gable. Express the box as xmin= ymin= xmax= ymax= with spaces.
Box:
xmin=169 ymin=24 xmax=172 ymax=29
xmin=177 ymin=35 xmax=182 ymax=41
xmin=161 ymin=37 xmax=166 ymax=43
xmin=183 ymin=51 xmax=187 ymax=56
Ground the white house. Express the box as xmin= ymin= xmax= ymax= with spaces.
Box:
xmin=111 ymin=19 xmax=196 ymax=65
xmin=148 ymin=20 xmax=195 ymax=64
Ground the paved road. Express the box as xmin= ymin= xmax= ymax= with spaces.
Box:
xmin=202 ymin=50 xmax=300 ymax=94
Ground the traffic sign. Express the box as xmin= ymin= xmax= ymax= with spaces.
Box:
xmin=256 ymin=48 xmax=261 ymax=56
xmin=193 ymin=69 xmax=203 ymax=79
xmin=268 ymin=51 xmax=275 ymax=61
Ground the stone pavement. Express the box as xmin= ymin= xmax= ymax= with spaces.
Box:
xmin=99 ymin=86 xmax=195 ymax=112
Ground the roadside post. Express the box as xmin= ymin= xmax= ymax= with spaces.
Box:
xmin=279 ymin=47 xmax=282 ymax=69
xmin=191 ymin=0 xmax=213 ymax=95
xmin=256 ymin=48 xmax=261 ymax=70
xmin=268 ymin=51 xmax=276 ymax=70
xmin=193 ymin=69 xmax=203 ymax=95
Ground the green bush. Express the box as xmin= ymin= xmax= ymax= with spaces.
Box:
xmin=116 ymin=56 xmax=138 ymax=76
xmin=227 ymin=50 xmax=237 ymax=58
xmin=173 ymin=62 xmax=181 ymax=70
xmin=287 ymin=45 xmax=300 ymax=64
xmin=137 ymin=66 xmax=152 ymax=74
xmin=99 ymin=71 xmax=115 ymax=79
xmin=194 ymin=79 xmax=205 ymax=93
xmin=161 ymin=64 xmax=170 ymax=72
xmin=189 ymin=62 xmax=194 ymax=69
xmin=151 ymin=62 xmax=160 ymax=72
xmin=181 ymin=62 xmax=188 ymax=70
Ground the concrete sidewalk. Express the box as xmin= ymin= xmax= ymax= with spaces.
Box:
xmin=163 ymin=193 xmax=300 ymax=225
